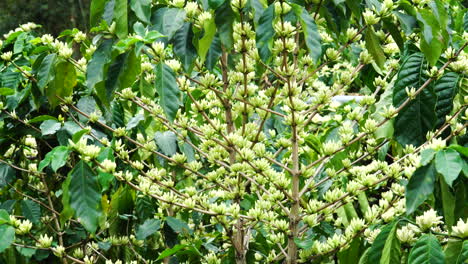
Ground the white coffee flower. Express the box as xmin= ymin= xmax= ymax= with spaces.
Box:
xmin=451 ymin=218 xmax=468 ymax=238
xmin=37 ymin=234 xmax=53 ymax=248
xmin=397 ymin=225 xmax=416 ymax=243
xmin=416 ymin=209 xmax=443 ymax=231
xmin=1 ymin=51 xmax=13 ymax=61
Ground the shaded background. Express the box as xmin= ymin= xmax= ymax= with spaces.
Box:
xmin=0 ymin=0 xmax=91 ymax=36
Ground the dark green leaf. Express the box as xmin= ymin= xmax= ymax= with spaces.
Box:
xmin=368 ymin=221 xmax=398 ymax=263
xmin=435 ymin=149 xmax=463 ymax=187
xmin=381 ymin=221 xmax=401 ymax=264
xmin=69 ymin=161 xmax=102 ymax=233
xmin=0 ymin=163 xmax=15 ymax=188
xmin=136 ymin=218 xmax=161 ymax=240
xmin=87 ymin=39 xmax=113 ymax=98
xmin=256 ymin=4 xmax=275 ymax=62
xmin=444 ymin=240 xmax=467 ymax=264
xmin=37 ymin=53 xmax=56 ymax=93
xmin=40 ymin=120 xmax=61 ymax=136
xmin=154 ymin=131 xmax=177 ymax=156
xmin=21 ymin=200 xmax=41 ymax=224
xmin=156 ymin=244 xmax=187 ymax=260
xmin=166 ymin=216 xmax=193 ymax=235
xmin=440 ymin=178 xmax=455 ymax=228
xmin=406 ymin=162 xmax=437 ymax=215
xmin=154 ymin=63 xmax=180 ymax=122
xmin=408 ymin=234 xmax=444 ymax=264
xmin=293 ymin=6 xmax=322 ymax=63
xmin=393 ymin=53 xmax=436 ymax=147
xmin=197 ymin=17 xmax=216 ymax=63
xmin=151 ymin=8 xmax=186 ymax=40
xmin=0 ymin=226 xmax=15 ymax=253
xmin=114 ymin=0 xmax=128 ymax=38
xmin=365 ymin=27 xmax=386 ymax=69
xmin=104 ymin=50 xmax=140 ymax=104
xmin=0 ymin=209 xmax=9 ymax=225
xmin=90 ymin=0 xmax=107 ymax=27
xmin=434 ymin=72 xmax=460 ymax=127
xmin=214 ymin=2 xmax=235 ymax=49
xmin=130 ymin=0 xmax=151 ymax=24
xmin=39 ymin=146 xmax=70 ymax=172
xmin=208 ymin=0 xmax=225 ymax=9
xmin=294 ymin=237 xmax=314 ymax=250
xmin=173 ymin=23 xmax=197 ymax=72
xmin=416 ymin=10 xmax=446 ymax=66
xmin=206 ymin=34 xmax=222 ymax=71
xmin=47 ymin=61 xmax=77 ymax=108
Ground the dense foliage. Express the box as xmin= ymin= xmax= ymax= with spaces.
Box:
xmin=0 ymin=0 xmax=467 ymax=263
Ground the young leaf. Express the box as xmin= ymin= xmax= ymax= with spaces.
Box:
xmin=408 ymin=234 xmax=444 ymax=264
xmin=196 ymin=17 xmax=216 ymax=63
xmin=256 ymin=4 xmax=275 ymax=62
xmin=435 ymin=149 xmax=463 ymax=187
xmin=406 ymin=162 xmax=437 ymax=215
xmin=154 ymin=63 xmax=180 ymax=122
xmin=393 ymin=53 xmax=436 ymax=147
xmin=0 ymin=225 xmax=15 ymax=253
xmin=69 ymin=161 xmax=102 ymax=234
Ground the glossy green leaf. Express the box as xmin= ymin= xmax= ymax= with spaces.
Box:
xmin=154 ymin=131 xmax=177 ymax=156
xmin=0 ymin=164 xmax=15 ymax=188
xmin=256 ymin=4 xmax=275 ymax=62
xmin=37 ymin=53 xmax=56 ymax=93
xmin=87 ymin=39 xmax=113 ymax=96
xmin=90 ymin=0 xmax=107 ymax=27
xmin=449 ymin=145 xmax=468 ymax=158
xmin=393 ymin=53 xmax=436 ymax=147
xmin=408 ymin=234 xmax=444 ymax=264
xmin=136 ymin=218 xmax=161 ymax=240
xmin=416 ymin=9 xmax=446 ymax=66
xmin=40 ymin=120 xmax=61 ymax=136
xmin=21 ymin=199 xmax=41 ymax=224
xmin=293 ymin=6 xmax=322 ymax=63
xmin=206 ymin=34 xmax=222 ymax=71
xmin=197 ymin=18 xmax=216 ymax=63
xmin=434 ymin=72 xmax=460 ymax=127
xmin=444 ymin=240 xmax=467 ymax=264
xmin=38 ymin=146 xmax=70 ymax=172
xmin=367 ymin=221 xmax=398 ymax=263
xmin=104 ymin=50 xmax=140 ymax=104
xmin=114 ymin=0 xmax=128 ymax=38
xmin=435 ymin=149 xmax=463 ymax=187
xmin=0 ymin=225 xmax=15 ymax=253
xmin=406 ymin=162 xmax=437 ymax=215
xmin=0 ymin=209 xmax=9 ymax=225
xmin=294 ymin=236 xmax=314 ymax=250
xmin=208 ymin=0 xmax=225 ymax=9
xmin=47 ymin=61 xmax=77 ymax=108
xmin=214 ymin=2 xmax=235 ymax=49
xmin=421 ymin=149 xmax=436 ymax=166
xmin=440 ymin=178 xmax=455 ymax=228
xmin=130 ymin=0 xmax=151 ymax=24
xmin=151 ymin=8 xmax=186 ymax=40
xmin=154 ymin=63 xmax=180 ymax=122
xmin=69 ymin=161 xmax=102 ymax=233
xmin=156 ymin=244 xmax=187 ymax=260
xmin=381 ymin=222 xmax=401 ymax=264
xmin=166 ymin=216 xmax=193 ymax=235
xmin=365 ymin=27 xmax=386 ymax=69
xmin=173 ymin=22 xmax=197 ymax=72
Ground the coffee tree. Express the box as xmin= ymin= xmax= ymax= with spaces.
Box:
xmin=0 ymin=0 xmax=467 ymax=263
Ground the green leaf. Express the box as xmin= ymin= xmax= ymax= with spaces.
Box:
xmin=154 ymin=63 xmax=180 ymax=122
xmin=206 ymin=34 xmax=222 ymax=72
xmin=151 ymin=8 xmax=186 ymax=40
xmin=154 ymin=131 xmax=177 ymax=156
xmin=367 ymin=221 xmax=398 ymax=263
xmin=90 ymin=0 xmax=107 ymax=27
xmin=365 ymin=27 xmax=386 ymax=69
xmin=60 ymin=174 xmax=74 ymax=225
xmin=0 ymin=163 xmax=16 ymax=188
xmin=47 ymin=61 xmax=77 ymax=108
xmin=393 ymin=53 xmax=436 ymax=147
xmin=416 ymin=9 xmax=446 ymax=66
xmin=406 ymin=162 xmax=437 ymax=215
xmin=408 ymin=234 xmax=444 ymax=264
xmin=294 ymin=236 xmax=314 ymax=250
xmin=381 ymin=221 xmax=401 ymax=264
xmin=214 ymin=2 xmax=235 ymax=49
xmin=166 ymin=216 xmax=193 ymax=235
xmin=104 ymin=50 xmax=140 ymax=104
xmin=69 ymin=161 xmax=102 ymax=233
xmin=435 ymin=149 xmax=463 ymax=187
xmin=157 ymin=244 xmax=187 ymax=260
xmin=208 ymin=0 xmax=225 ymax=9
xmin=434 ymin=72 xmax=460 ymax=127
xmin=87 ymin=39 xmax=113 ymax=97
xmin=256 ymin=4 xmax=275 ymax=62
xmin=440 ymin=178 xmax=455 ymax=228
xmin=0 ymin=209 xmax=9 ymax=225
xmin=445 ymin=240 xmax=467 ymax=264
xmin=383 ymin=18 xmax=404 ymax=51
xmin=421 ymin=149 xmax=436 ymax=166
xmin=37 ymin=53 xmax=56 ymax=93
xmin=136 ymin=218 xmax=161 ymax=240
xmin=173 ymin=23 xmax=197 ymax=73
xmin=251 ymin=0 xmax=267 ymax=25
xmin=197 ymin=18 xmax=217 ymax=63
xmin=293 ymin=6 xmax=322 ymax=63
xmin=130 ymin=0 xmax=151 ymax=24
xmin=21 ymin=200 xmax=41 ymax=224
xmin=0 ymin=225 xmax=15 ymax=253
xmin=114 ymin=0 xmax=128 ymax=38
xmin=38 ymin=146 xmax=70 ymax=172
xmin=449 ymin=145 xmax=468 ymax=158
xmin=0 ymin=87 xmax=14 ymax=96
xmin=40 ymin=120 xmax=62 ymax=136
